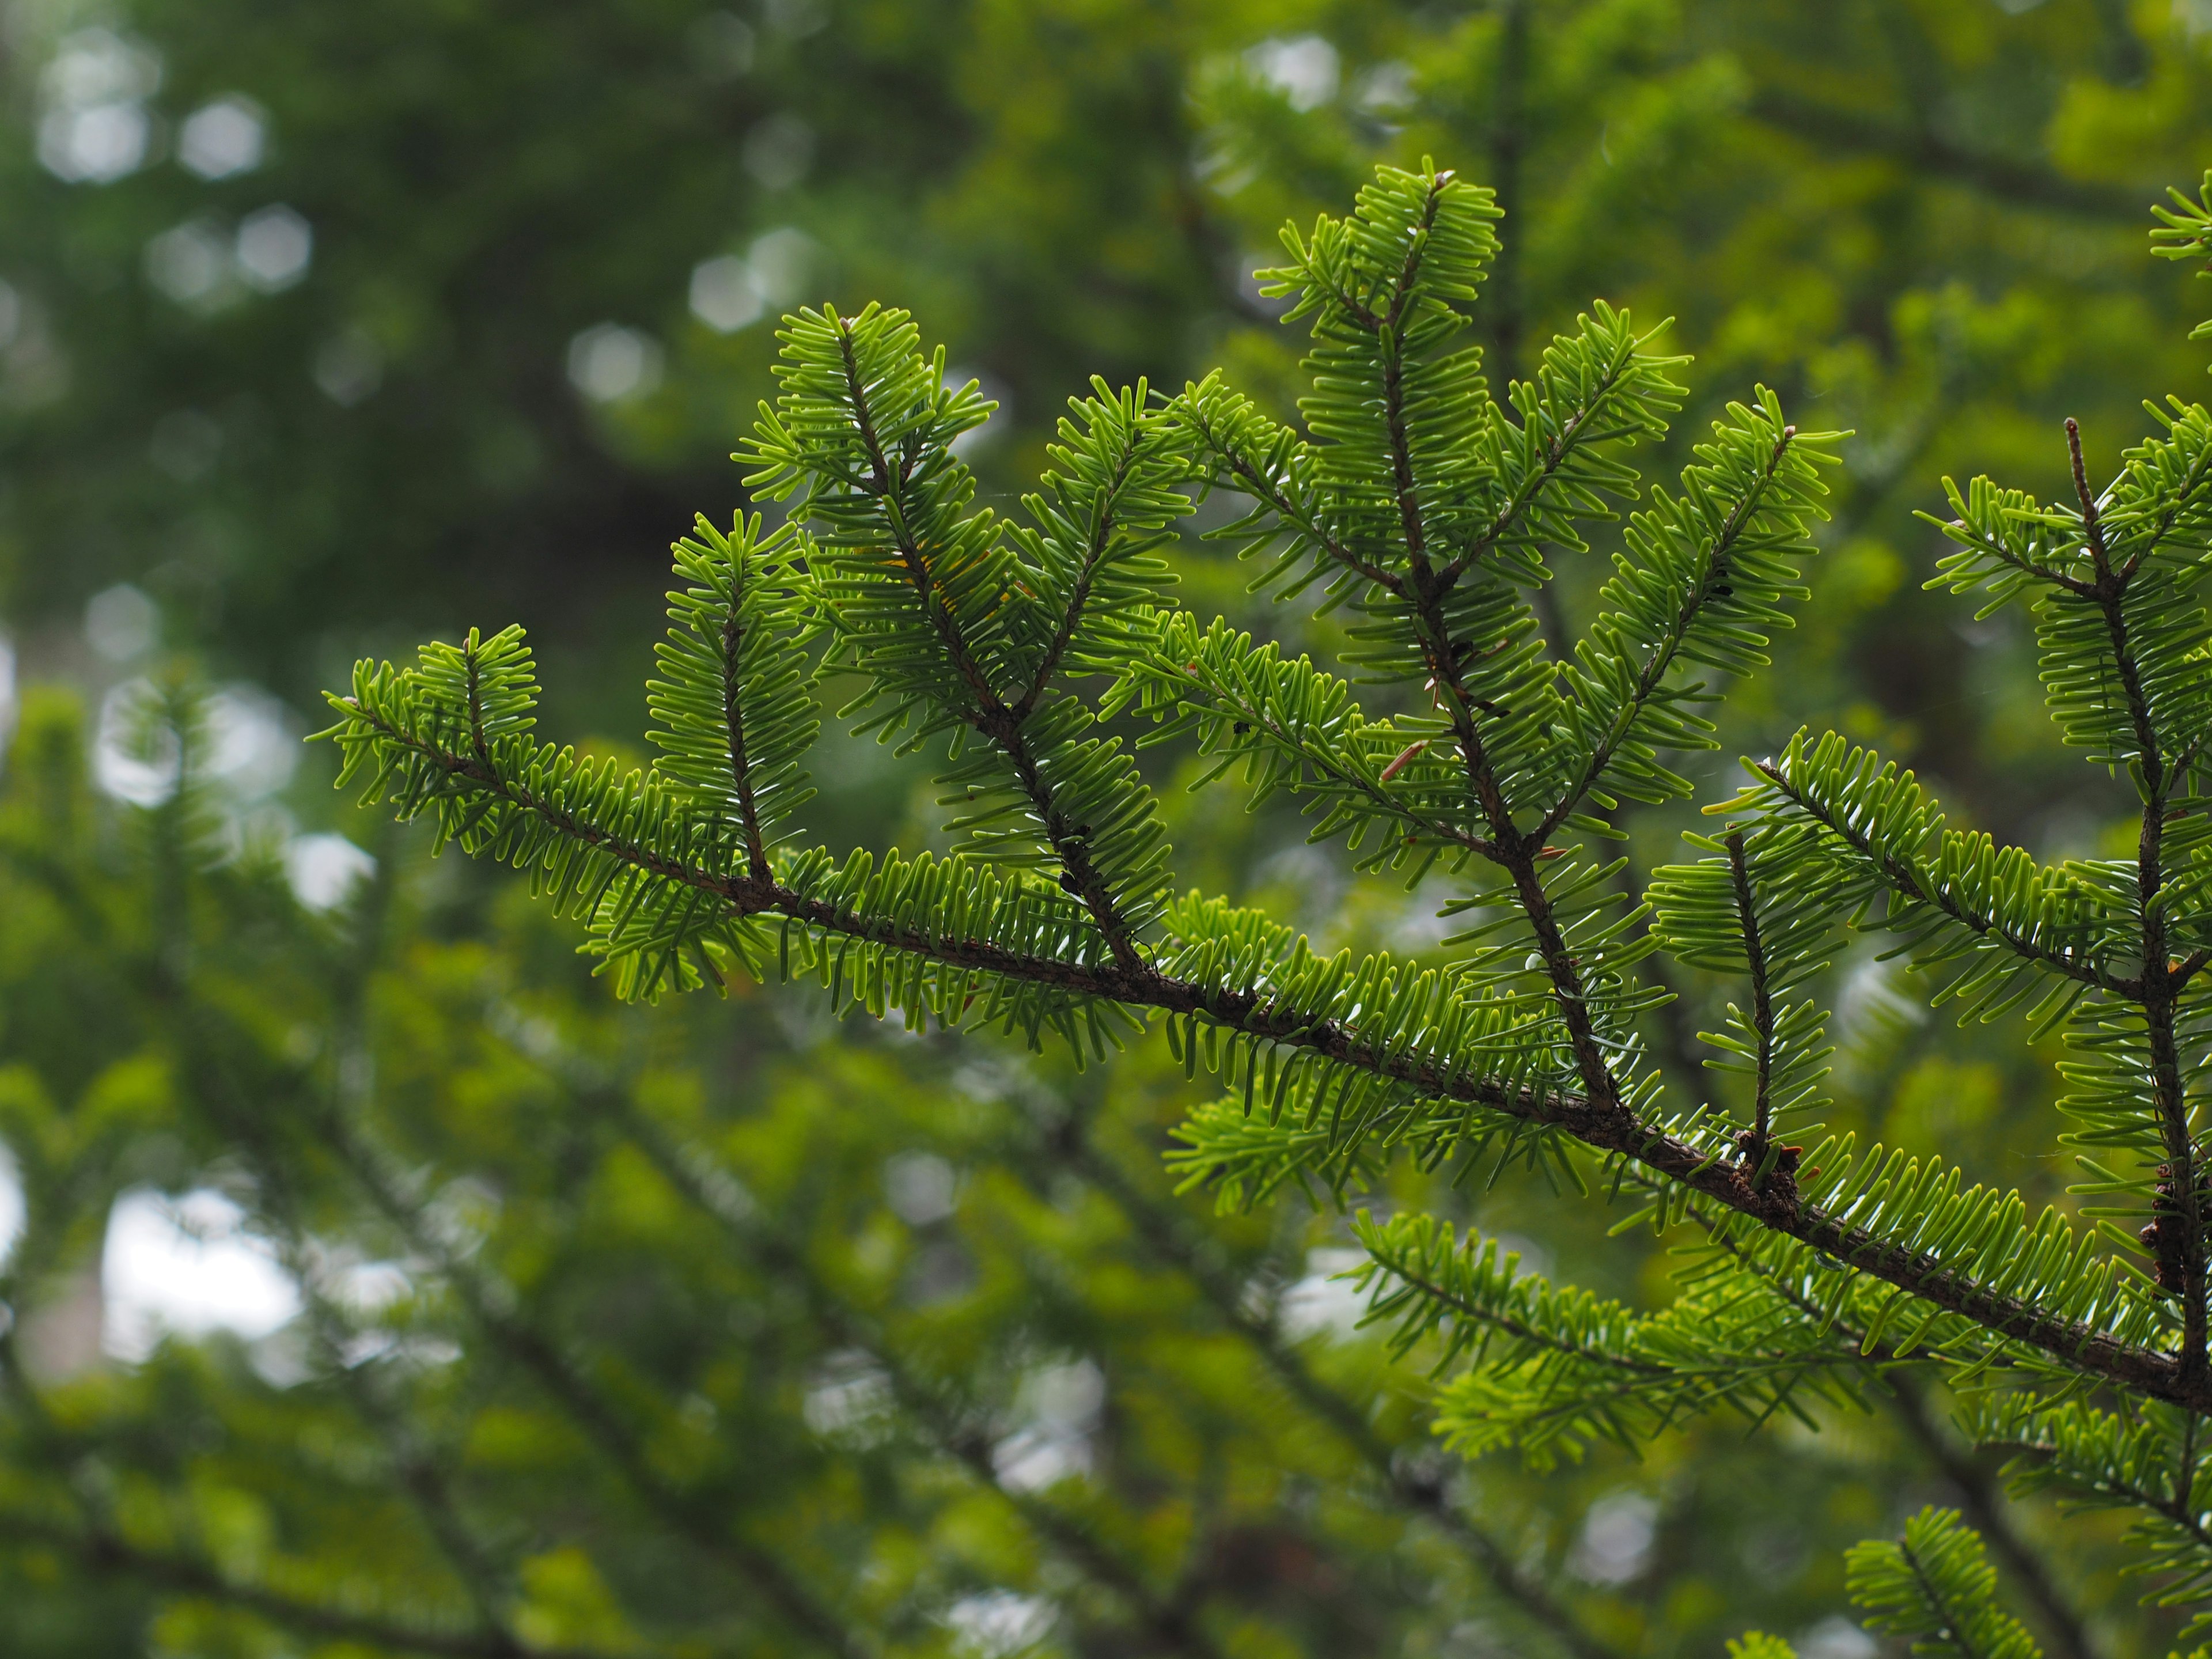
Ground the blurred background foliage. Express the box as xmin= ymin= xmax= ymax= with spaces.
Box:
xmin=0 ymin=0 xmax=2210 ymax=1654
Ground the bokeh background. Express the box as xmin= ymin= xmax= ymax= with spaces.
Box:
xmin=2 ymin=2 xmax=2212 ymax=1656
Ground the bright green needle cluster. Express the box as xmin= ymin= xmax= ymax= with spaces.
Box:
xmin=323 ymin=161 xmax=2212 ymax=1641
xmin=1847 ymin=1509 xmax=2045 ymax=1659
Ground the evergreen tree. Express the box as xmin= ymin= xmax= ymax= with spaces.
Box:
xmin=321 ymin=159 xmax=2212 ymax=1650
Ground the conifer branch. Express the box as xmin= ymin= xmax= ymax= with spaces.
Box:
xmin=607 ymin=1100 xmax=1233 ymax=1659
xmin=1727 ymin=829 xmax=1779 ymax=1158
xmin=1744 ymin=756 xmax=2131 ymax=997
xmin=1433 ymin=326 xmax=1642 ymax=588
xmin=1897 ymin=1533 xmax=2031 ymax=1659
xmin=280 ymin=1210 xmax=537 ymax=1644
xmin=1681 ymin=1211 xmax=2093 ymax=1659
xmin=1534 ymin=421 xmax=1798 ymax=843
xmin=179 ymin=942 xmax=546 ymax=1654
xmin=1378 ymin=172 xmax=1449 ymax=573
xmin=1 ymin=1338 xmax=536 ymax=1659
xmin=332 ymin=691 xmax=2200 ymax=1409
xmin=326 ymin=171 xmax=2212 ymax=1635
xmin=2067 ymin=413 xmax=2211 ymax=1380
xmin=141 ymin=927 xmax=873 ymax=1659
xmin=1029 ymin=1113 xmax=1623 ymax=1659
xmin=1887 ymin=1379 xmax=2094 ymax=1659
xmin=1365 ymin=1253 xmax=1672 ymax=1380
xmin=1013 ymin=416 xmax=1145 ymax=715
xmin=825 ymin=315 xmax=1147 ymax=967
xmin=1980 ymin=1426 xmax=2212 ymax=1554
xmin=1964 ymin=1395 xmax=2212 ymax=1638
xmin=316 ymin=1116 xmax=878 ymax=1659
xmin=721 ymin=576 xmax=772 ymax=876
xmin=1140 ymin=647 xmax=1498 ymax=858
xmin=1176 ymin=397 xmax=1406 ymax=595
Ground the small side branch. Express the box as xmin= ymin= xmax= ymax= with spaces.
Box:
xmin=2069 ymin=415 xmax=2208 ymax=1384
xmin=831 ymin=319 xmax=1146 ymax=968
xmin=721 ymin=584 xmax=771 ymax=877
xmin=1536 ymin=423 xmax=1798 ymax=844
xmin=1044 ymin=1118 xmax=1624 ymax=1659
xmin=1751 ymin=760 xmax=2131 ymax=997
xmin=1726 ymin=830 xmax=1778 ymax=1161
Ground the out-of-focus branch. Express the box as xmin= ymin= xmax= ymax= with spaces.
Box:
xmin=1028 ymin=1106 xmax=1622 ymax=1659
xmin=1745 ymin=93 xmax=2139 ymax=223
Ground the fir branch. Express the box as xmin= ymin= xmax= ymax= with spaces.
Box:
xmin=606 ymin=1099 xmax=1233 ymax=1659
xmin=1119 ymin=613 xmax=1500 ymax=862
xmin=2067 ymin=412 xmax=2212 ymax=1381
xmin=1352 ymin=1211 xmax=1870 ymax=1468
xmin=1030 ymin=1111 xmax=1623 ymax=1659
xmin=1535 ymin=410 xmax=1819 ymax=841
xmin=124 ymin=916 xmax=875 ymax=1659
xmin=1678 ymin=1209 xmax=2093 ymax=1659
xmin=1968 ymin=1395 xmax=2212 ymax=1604
xmin=828 ymin=316 xmax=1146 ymax=965
xmin=1849 ymin=1508 xmax=2044 ymax=1659
xmin=1431 ymin=312 xmax=1658 ymax=587
xmin=316 ymin=1115 xmax=878 ymax=1659
xmin=1377 ymin=169 xmax=1449 ymax=572
xmin=1741 ymin=741 xmax=2131 ymax=998
xmin=327 ymin=161 xmax=2212 ymax=1550
xmin=1727 ymin=830 xmax=1779 ymax=1154
xmin=333 ymin=685 xmax=2201 ymax=1410
xmin=1177 ymin=384 xmax=1407 ymax=596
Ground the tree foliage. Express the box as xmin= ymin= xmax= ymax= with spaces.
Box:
xmin=17 ymin=6 xmax=2212 ymax=1656
xmin=312 ymin=158 xmax=2212 ymax=1648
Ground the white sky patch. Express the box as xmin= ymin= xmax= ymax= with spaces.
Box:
xmin=202 ymin=685 xmax=300 ymax=796
xmin=37 ymin=28 xmax=161 ymax=185
xmin=145 ymin=217 xmax=238 ymax=310
xmin=803 ymin=1349 xmax=892 ymax=1441
xmin=568 ymin=322 xmax=662 ymax=403
xmin=1572 ymin=1490 xmax=1659 ymax=1584
xmin=994 ymin=1357 xmax=1104 ymax=1494
xmin=1354 ymin=60 xmax=1416 ymax=112
xmin=747 ymin=226 xmax=815 ymax=304
xmin=286 ymin=832 xmax=375 ymax=911
xmin=177 ymin=95 xmax=265 ymax=180
xmin=86 ymin=584 xmax=157 ymax=661
xmin=1798 ymin=1616 xmax=1878 ymax=1659
xmin=883 ymin=1151 xmax=957 ymax=1226
xmin=94 ymin=679 xmax=300 ymax=808
xmin=0 ymin=1141 xmax=24 ymax=1267
xmin=1279 ymin=1245 xmax=1369 ymax=1341
xmin=689 ymin=254 xmax=763 ymax=333
xmin=327 ymin=1257 xmax=412 ymax=1315
xmin=1245 ymin=34 xmax=1339 ymax=110
xmin=742 ymin=113 xmax=813 ymax=190
xmin=945 ymin=1590 xmax=1056 ymax=1659
xmin=314 ymin=328 xmax=384 ymax=406
xmin=103 ymin=1187 xmax=301 ymax=1362
xmin=235 ymin=204 xmax=312 ymax=292
xmin=95 ymin=679 xmax=180 ymax=805
xmin=0 ymin=638 xmax=18 ymax=762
